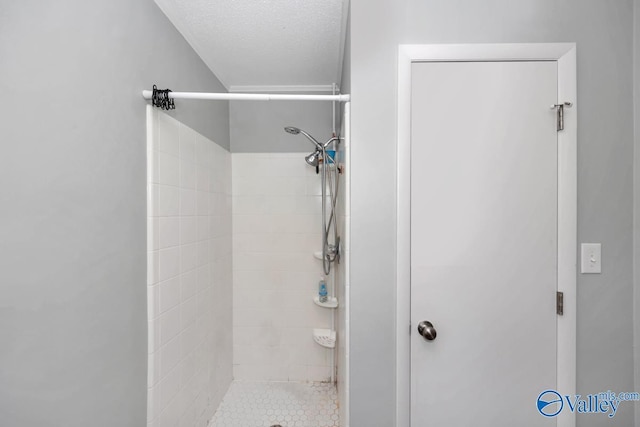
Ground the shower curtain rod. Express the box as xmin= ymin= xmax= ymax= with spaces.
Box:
xmin=142 ymin=90 xmax=350 ymax=102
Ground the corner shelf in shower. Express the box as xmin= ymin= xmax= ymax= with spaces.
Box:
xmin=313 ymin=328 xmax=336 ymax=349
xmin=313 ymin=251 xmax=324 ymax=260
xmin=313 ymin=296 xmax=338 ymax=308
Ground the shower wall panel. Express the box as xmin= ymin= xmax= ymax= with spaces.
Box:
xmin=232 ymin=153 xmax=333 ymax=382
xmin=147 ymin=107 xmax=233 ymax=427
xmin=336 ymin=103 xmax=350 ymax=427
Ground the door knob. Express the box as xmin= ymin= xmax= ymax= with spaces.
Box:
xmin=417 ymin=321 xmax=437 ymax=341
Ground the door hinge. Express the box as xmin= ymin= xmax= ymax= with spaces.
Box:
xmin=556 ymin=291 xmax=564 ymax=315
xmin=550 ymin=102 xmax=573 ymax=131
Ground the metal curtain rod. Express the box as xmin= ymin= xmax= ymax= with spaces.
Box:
xmin=142 ymin=90 xmax=350 ymax=102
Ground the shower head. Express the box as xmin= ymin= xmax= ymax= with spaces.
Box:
xmin=305 ymin=150 xmax=321 ymax=167
xmin=283 ymin=126 xmax=322 ymax=150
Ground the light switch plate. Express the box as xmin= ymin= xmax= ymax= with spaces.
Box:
xmin=581 ymin=243 xmax=601 ymax=274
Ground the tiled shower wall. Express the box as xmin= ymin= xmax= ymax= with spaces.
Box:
xmin=147 ymin=107 xmax=232 ymax=427
xmin=232 ymin=153 xmax=333 ymax=382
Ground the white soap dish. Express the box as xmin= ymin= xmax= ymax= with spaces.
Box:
xmin=313 ymin=329 xmax=336 ymax=349
xmin=313 ymin=251 xmax=324 ymax=260
xmin=313 ymin=296 xmax=338 ymax=309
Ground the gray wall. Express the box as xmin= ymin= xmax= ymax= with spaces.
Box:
xmin=340 ymin=13 xmax=351 ymax=96
xmin=350 ymin=1 xmax=636 ymax=426
xmin=230 ymin=100 xmax=333 ymax=152
xmin=338 ymin=10 xmax=350 ymax=135
xmin=0 ymin=1 xmax=228 ymax=426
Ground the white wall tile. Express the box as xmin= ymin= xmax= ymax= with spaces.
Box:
xmin=196 ymin=265 xmax=210 ymax=294
xmin=180 ymin=296 xmax=198 ymax=330
xmin=148 ymin=111 xmax=232 ymax=426
xmin=180 ymin=243 xmax=198 ymax=273
xmin=158 ymin=381 xmax=181 ymax=427
xmin=282 ymin=291 xmax=308 ymax=309
xmin=158 ymin=217 xmax=179 ymax=249
xmin=179 ymin=189 xmax=197 ymax=216
xmin=148 ymin=251 xmax=159 ymax=286
xmin=307 ymin=365 xmax=332 ymax=382
xmin=210 ymin=215 xmax=230 ymax=238
xmin=232 ymin=153 xmax=332 ymax=382
xmin=180 ymin=325 xmax=199 ymax=363
xmin=279 ymin=271 xmax=321 ymax=291
xmin=158 ymin=247 xmax=180 ymax=282
xmin=159 ymin=369 xmax=180 ymax=413
xmin=148 ymin=217 xmax=159 ymax=251
xmin=179 ymin=404 xmax=196 ymax=427
xmin=148 ymin=319 xmax=160 ymax=355
xmin=148 ymin=184 xmax=159 ymax=217
xmin=195 ymin=240 xmax=209 ymax=267
xmin=148 ymin=150 xmax=160 ymax=184
xmin=267 ymin=157 xmax=309 ymax=177
xmin=178 ymin=125 xmax=196 ymax=162
xmin=196 ymin=191 xmax=209 ymax=216
xmin=180 ymin=270 xmax=197 ymax=302
xmin=196 ymin=166 xmax=209 ymax=192
xmin=179 ymin=217 xmax=198 ymax=245
xmin=157 ymin=185 xmax=180 ymax=217
xmin=233 ymin=326 xmax=282 ymax=348
xmin=159 ymin=277 xmax=180 ymax=314
xmin=147 ymin=383 xmax=160 ymax=422
xmin=179 ymin=351 xmax=196 ymax=388
xmin=195 ymin=134 xmax=210 ymax=167
xmin=158 ymin=151 xmax=180 ymax=187
xmin=160 ymin=336 xmax=181 ymax=379
xmin=193 ymin=390 xmax=208 ymax=424
xmin=157 ymin=113 xmax=180 ymax=157
xmin=160 ymin=307 xmax=181 ymax=346
xmin=180 ymin=158 xmax=197 ymax=190
xmin=196 ymin=216 xmax=210 ymax=241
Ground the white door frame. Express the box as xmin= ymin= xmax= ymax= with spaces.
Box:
xmin=396 ymin=43 xmax=577 ymax=427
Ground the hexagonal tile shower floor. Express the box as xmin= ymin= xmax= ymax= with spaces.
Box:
xmin=209 ymin=381 xmax=339 ymax=427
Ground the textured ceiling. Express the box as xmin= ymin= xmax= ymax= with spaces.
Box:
xmin=154 ymin=0 xmax=348 ymax=91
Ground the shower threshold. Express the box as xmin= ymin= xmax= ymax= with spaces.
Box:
xmin=209 ymin=380 xmax=339 ymax=427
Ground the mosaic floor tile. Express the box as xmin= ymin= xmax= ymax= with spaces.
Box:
xmin=209 ymin=381 xmax=339 ymax=427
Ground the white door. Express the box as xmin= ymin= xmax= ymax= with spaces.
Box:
xmin=410 ymin=61 xmax=559 ymax=425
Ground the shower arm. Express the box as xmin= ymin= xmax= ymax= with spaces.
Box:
xmin=322 ymin=137 xmax=340 ymax=149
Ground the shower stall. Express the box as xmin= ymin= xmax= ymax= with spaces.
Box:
xmin=146 ymin=95 xmax=350 ymax=427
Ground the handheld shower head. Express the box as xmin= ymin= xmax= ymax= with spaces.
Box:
xmin=283 ymin=126 xmax=322 ymax=150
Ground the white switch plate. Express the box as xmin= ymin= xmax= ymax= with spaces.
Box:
xmin=581 ymin=243 xmax=601 ymax=274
